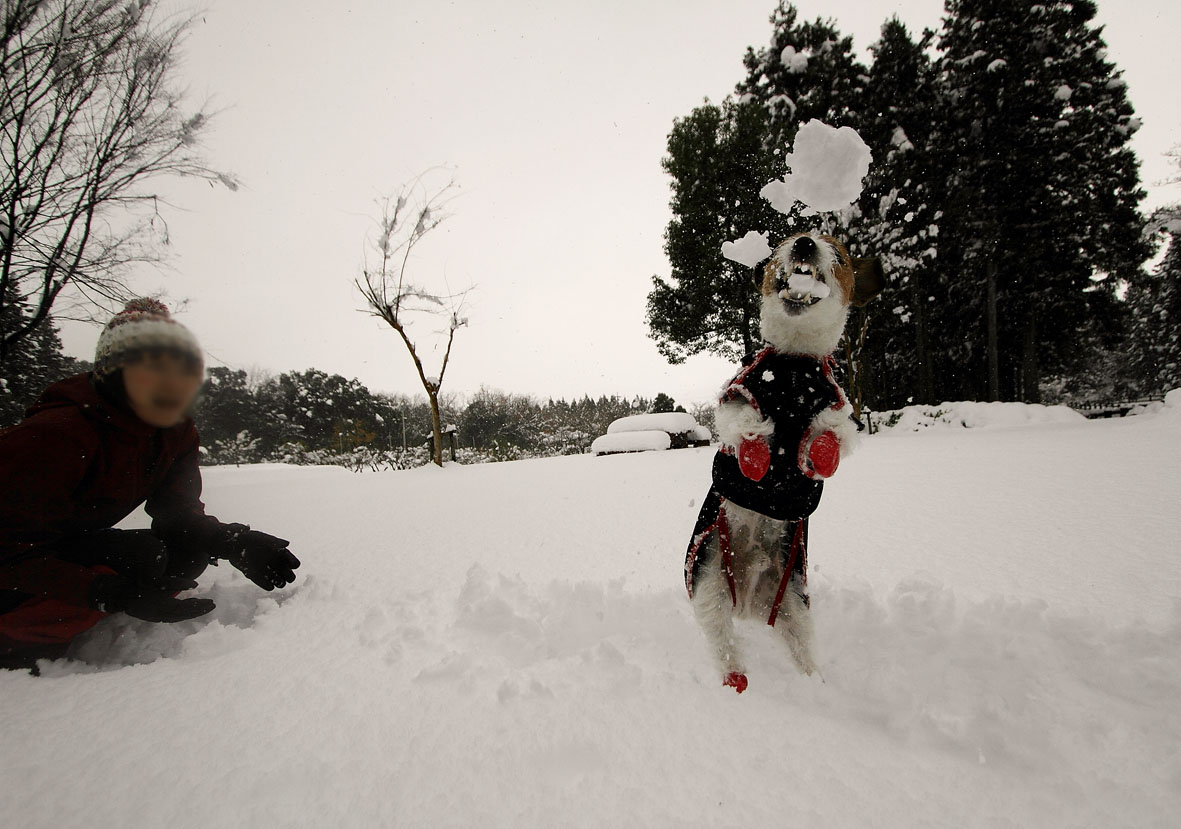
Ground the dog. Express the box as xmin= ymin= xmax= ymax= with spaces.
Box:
xmin=684 ymin=231 xmax=883 ymax=692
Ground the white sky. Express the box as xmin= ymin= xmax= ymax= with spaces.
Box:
xmin=58 ymin=0 xmax=1181 ymax=407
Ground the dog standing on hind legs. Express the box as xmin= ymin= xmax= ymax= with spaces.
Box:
xmin=684 ymin=231 xmax=883 ymax=693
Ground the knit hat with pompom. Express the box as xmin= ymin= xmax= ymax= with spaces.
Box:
xmin=94 ymin=298 xmax=204 ymax=376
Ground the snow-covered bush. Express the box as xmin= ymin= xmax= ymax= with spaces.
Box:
xmin=868 ymin=401 xmax=1084 ymax=433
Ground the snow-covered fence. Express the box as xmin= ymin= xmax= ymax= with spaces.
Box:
xmin=1070 ymin=399 xmax=1164 ymax=419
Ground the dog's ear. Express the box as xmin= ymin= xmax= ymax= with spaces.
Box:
xmin=850 ymin=256 xmax=885 ymax=307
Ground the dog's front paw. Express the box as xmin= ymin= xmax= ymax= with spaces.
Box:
xmin=723 ymin=672 xmax=749 ymax=693
xmin=737 ymin=437 xmax=771 ymax=481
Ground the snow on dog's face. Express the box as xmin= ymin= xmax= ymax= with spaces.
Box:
xmin=759 ymin=232 xmax=856 ymax=356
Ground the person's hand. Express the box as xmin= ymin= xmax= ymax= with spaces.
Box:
xmin=90 ymin=574 xmax=216 ymax=623
xmin=223 ymin=527 xmax=300 ymax=591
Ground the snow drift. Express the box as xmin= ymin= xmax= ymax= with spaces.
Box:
xmin=2 ymin=407 xmax=1180 ymax=827
xmin=870 ymin=400 xmax=1086 ymax=432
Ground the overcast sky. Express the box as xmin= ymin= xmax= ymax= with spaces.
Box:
xmin=58 ymin=0 xmax=1181 ymax=407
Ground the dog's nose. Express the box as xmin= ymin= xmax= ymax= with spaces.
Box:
xmin=792 ymin=236 xmax=816 ymax=260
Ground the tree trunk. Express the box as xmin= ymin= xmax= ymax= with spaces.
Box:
xmin=1022 ymin=311 xmax=1040 ymax=403
xmin=428 ymin=392 xmax=443 ymax=466
xmin=843 ymin=310 xmax=870 ymax=419
xmin=986 ymin=259 xmax=999 ymax=402
xmin=741 ymin=303 xmax=754 ymax=356
xmin=912 ymin=270 xmax=934 ymax=403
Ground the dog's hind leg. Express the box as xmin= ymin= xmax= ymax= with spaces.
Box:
xmin=773 ymin=577 xmax=817 ymax=677
xmin=691 ymin=539 xmax=747 ymax=686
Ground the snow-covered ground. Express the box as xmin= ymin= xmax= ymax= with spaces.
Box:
xmin=3 ymin=402 xmax=1180 ymax=827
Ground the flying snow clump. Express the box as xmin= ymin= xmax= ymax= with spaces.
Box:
xmin=721 ymin=230 xmax=772 ymax=268
xmin=760 ymin=119 xmax=872 ymax=214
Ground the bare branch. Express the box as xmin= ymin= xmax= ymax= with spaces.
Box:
xmin=356 ymin=171 xmax=469 ymax=465
xmin=0 ymin=0 xmax=237 ymax=361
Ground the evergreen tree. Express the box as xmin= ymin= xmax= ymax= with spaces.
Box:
xmin=274 ymin=370 xmax=381 ymax=452
xmin=845 ymin=19 xmax=943 ymax=409
xmin=192 ymin=368 xmax=256 ymax=448
xmin=0 ymin=283 xmax=78 ymax=426
xmin=1128 ymin=207 xmax=1181 ymax=395
xmin=647 ymin=3 xmax=867 ymax=363
xmin=651 ymin=393 xmax=677 ymax=413
xmin=647 ymin=99 xmax=778 ymax=361
xmin=736 ymin=1 xmax=870 ymax=156
xmin=933 ymin=0 xmax=1148 ymax=401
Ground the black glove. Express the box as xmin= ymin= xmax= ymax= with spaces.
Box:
xmin=90 ymin=574 xmax=216 ymax=623
xmin=221 ymin=525 xmax=300 ymax=591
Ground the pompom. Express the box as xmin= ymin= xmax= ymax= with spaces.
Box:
xmin=123 ymin=297 xmax=169 ymax=317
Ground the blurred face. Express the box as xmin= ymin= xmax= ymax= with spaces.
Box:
xmin=122 ymin=353 xmax=203 ymax=427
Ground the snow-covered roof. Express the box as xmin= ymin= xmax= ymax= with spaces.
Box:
xmin=591 ymin=430 xmax=671 ymax=455
xmin=606 ymin=412 xmax=701 ymax=435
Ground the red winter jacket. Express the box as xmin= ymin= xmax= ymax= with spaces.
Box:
xmin=0 ymin=374 xmax=221 ymax=607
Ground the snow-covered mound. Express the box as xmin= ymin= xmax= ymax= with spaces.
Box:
xmin=590 ymin=430 xmax=670 ymax=455
xmin=3 ymin=413 xmax=1180 ymax=827
xmin=606 ymin=412 xmax=701 ymax=435
xmin=871 ymin=400 xmax=1086 ymax=432
xmin=1159 ymin=387 xmax=1181 ymax=417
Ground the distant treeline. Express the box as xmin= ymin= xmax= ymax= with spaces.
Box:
xmin=189 ymin=368 xmax=706 ymax=467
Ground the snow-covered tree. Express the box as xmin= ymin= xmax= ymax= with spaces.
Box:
xmin=648 ymin=4 xmax=867 ymax=363
xmin=933 ymin=0 xmax=1148 ymax=402
xmin=844 ymin=18 xmax=943 ymax=408
xmin=1127 ymin=206 xmax=1181 ymax=395
xmin=211 ymin=430 xmax=260 ymax=467
xmin=736 ymin=1 xmax=870 ymax=160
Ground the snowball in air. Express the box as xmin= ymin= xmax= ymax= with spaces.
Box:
xmin=721 ymin=230 xmax=772 ymax=268
xmin=760 ymin=119 xmax=872 ymax=214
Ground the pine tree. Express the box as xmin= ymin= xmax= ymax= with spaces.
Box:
xmin=192 ymin=368 xmax=255 ymax=448
xmin=933 ymin=0 xmax=1148 ymax=402
xmin=647 ymin=3 xmax=868 ymax=363
xmin=651 ymin=393 xmax=677 ymax=413
xmin=846 ymin=18 xmax=943 ymax=408
xmin=647 ymin=99 xmax=780 ymax=361
xmin=737 ymin=1 xmax=870 ymax=158
xmin=1128 ymin=207 xmax=1181 ymax=395
xmin=0 ymin=282 xmax=78 ymax=426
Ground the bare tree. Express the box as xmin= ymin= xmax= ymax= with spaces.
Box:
xmin=0 ymin=0 xmax=237 ymax=363
xmin=356 ymin=175 xmax=469 ymax=466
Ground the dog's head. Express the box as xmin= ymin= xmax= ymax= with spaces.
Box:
xmin=758 ymin=232 xmax=885 ymax=356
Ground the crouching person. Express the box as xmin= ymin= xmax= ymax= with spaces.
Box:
xmin=0 ymin=299 xmax=300 ymax=673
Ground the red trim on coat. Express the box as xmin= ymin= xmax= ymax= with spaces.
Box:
xmin=684 ymin=499 xmax=738 ymax=607
xmin=767 ymin=520 xmax=807 ymax=627
xmin=719 ymin=346 xmax=775 ymax=415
